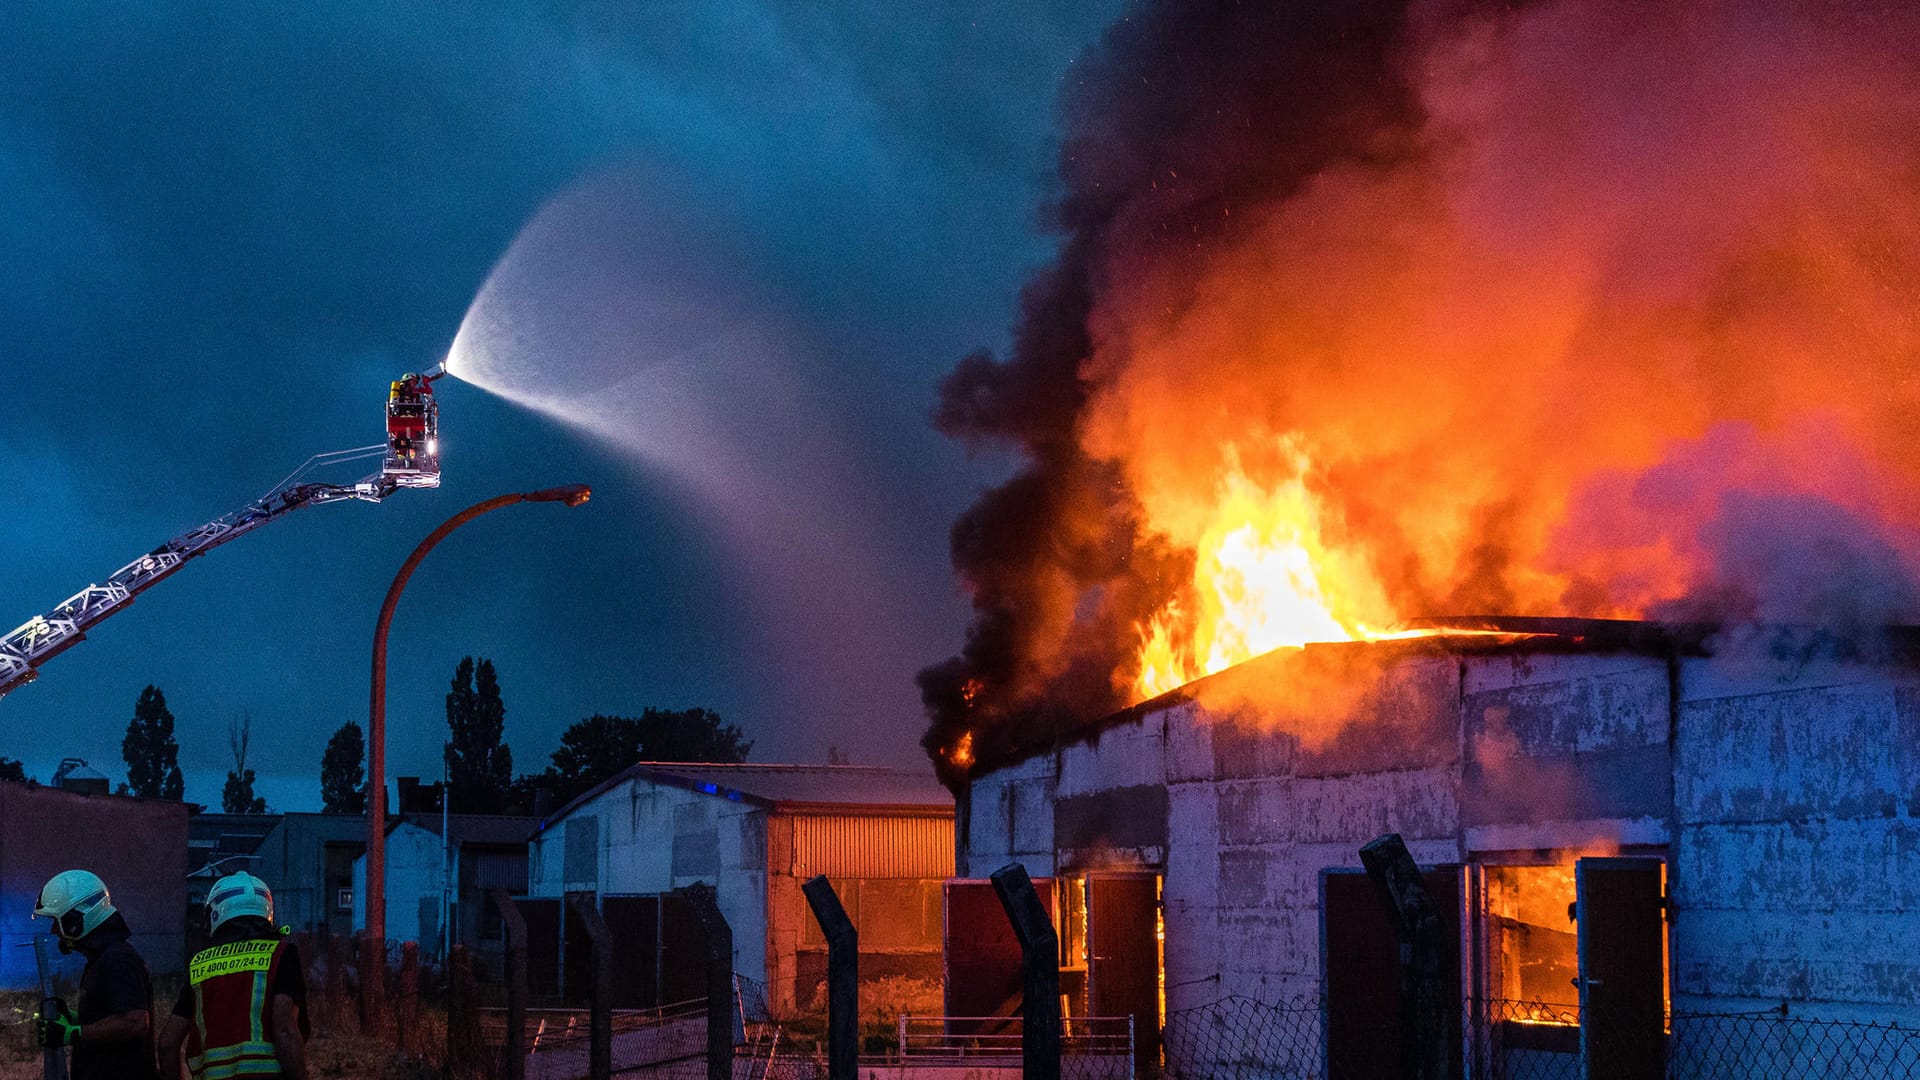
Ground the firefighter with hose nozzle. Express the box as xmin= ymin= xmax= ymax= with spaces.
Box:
xmin=32 ymin=869 xmax=160 ymax=1080
xmin=158 ymin=872 xmax=310 ymax=1080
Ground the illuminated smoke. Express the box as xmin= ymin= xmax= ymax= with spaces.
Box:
xmin=923 ymin=0 xmax=1920 ymax=774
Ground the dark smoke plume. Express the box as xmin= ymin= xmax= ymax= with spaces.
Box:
xmin=919 ymin=1 xmax=1430 ymax=777
xmin=923 ymin=0 xmax=1920 ymax=781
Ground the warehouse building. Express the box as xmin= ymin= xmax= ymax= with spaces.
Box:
xmin=525 ymin=762 xmax=953 ymax=1013
xmin=952 ymin=618 xmax=1920 ymax=1077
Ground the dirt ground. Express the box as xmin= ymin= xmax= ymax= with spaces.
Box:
xmin=0 ymin=993 xmax=434 ymax=1080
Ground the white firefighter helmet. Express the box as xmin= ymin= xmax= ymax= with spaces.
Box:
xmin=35 ymin=870 xmax=116 ymax=943
xmin=207 ymin=871 xmax=275 ymax=932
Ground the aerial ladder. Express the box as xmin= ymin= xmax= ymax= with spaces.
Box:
xmin=0 ymin=365 xmax=449 ymax=700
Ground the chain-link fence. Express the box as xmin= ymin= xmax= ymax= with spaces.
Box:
xmin=1157 ymin=994 xmax=1920 ymax=1080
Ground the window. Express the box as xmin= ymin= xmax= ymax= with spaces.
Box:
xmin=1482 ymin=864 xmax=1580 ymax=1021
xmin=800 ymin=879 xmax=943 ymax=950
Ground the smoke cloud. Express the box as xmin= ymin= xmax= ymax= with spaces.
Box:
xmin=924 ymin=0 xmax=1920 ymax=773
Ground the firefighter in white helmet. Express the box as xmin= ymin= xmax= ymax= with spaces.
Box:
xmin=158 ymin=872 xmax=309 ymax=1080
xmin=32 ymin=869 xmax=160 ymax=1080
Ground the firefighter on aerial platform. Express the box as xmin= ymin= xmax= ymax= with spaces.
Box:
xmin=33 ymin=870 xmax=160 ymax=1080
xmin=387 ymin=371 xmax=436 ymax=465
xmin=159 ymin=872 xmax=310 ymax=1080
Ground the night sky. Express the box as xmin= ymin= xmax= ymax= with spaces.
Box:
xmin=0 ymin=2 xmax=1121 ymax=808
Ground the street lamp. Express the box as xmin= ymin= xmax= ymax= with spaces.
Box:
xmin=362 ymin=484 xmax=590 ymax=1028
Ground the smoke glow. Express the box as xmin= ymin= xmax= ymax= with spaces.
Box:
xmin=923 ymin=0 xmax=1920 ymax=773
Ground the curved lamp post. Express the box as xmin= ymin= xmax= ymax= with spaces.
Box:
xmin=363 ymin=483 xmax=590 ymax=1028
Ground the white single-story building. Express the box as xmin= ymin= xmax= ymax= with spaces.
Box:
xmin=352 ymin=813 xmax=535 ymax=969
xmin=526 ymin=762 xmax=953 ymax=1014
xmin=951 ymin=617 xmax=1920 ymax=1078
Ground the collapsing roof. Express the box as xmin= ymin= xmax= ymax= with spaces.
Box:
xmin=537 ymin=762 xmax=952 ymax=834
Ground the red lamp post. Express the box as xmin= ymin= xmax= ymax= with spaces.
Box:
xmin=363 ymin=484 xmax=590 ymax=1029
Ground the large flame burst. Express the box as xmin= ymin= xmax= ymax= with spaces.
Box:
xmin=1131 ymin=438 xmax=1421 ymax=699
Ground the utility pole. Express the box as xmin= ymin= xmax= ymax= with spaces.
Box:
xmin=365 ymin=483 xmax=591 ymax=1030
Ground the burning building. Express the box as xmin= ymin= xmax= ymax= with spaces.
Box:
xmin=922 ymin=1 xmax=1920 ymax=1074
xmin=948 ymin=621 xmax=1920 ymax=1076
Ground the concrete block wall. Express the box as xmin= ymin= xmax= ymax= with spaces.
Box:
xmin=1673 ymin=655 xmax=1920 ymax=1021
xmin=963 ymin=753 xmax=1058 ymax=878
xmin=963 ymin=637 xmax=1920 ymax=1054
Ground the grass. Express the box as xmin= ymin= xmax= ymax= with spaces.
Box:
xmin=0 ymin=991 xmax=444 ymax=1080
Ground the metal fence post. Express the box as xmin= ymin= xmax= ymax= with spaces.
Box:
xmin=397 ymin=941 xmax=420 ymax=1053
xmin=491 ymin=889 xmax=528 ymax=1080
xmin=802 ymin=875 xmax=859 ymax=1080
xmin=567 ymin=893 xmax=614 ymax=1080
xmin=990 ymin=862 xmax=1062 ymax=1080
xmin=1360 ymin=833 xmax=1458 ymax=1080
xmin=680 ymin=883 xmax=735 ymax=1080
xmin=446 ymin=944 xmax=480 ymax=1078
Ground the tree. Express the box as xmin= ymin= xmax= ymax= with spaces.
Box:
xmin=445 ymin=657 xmax=512 ymax=813
xmin=635 ymin=707 xmax=751 ymax=764
xmin=541 ymin=707 xmax=751 ymax=806
xmin=0 ymin=757 xmax=29 ymax=784
xmin=320 ymin=722 xmax=368 ymax=814
xmin=549 ymin=714 xmax=646 ymax=796
xmin=122 ymin=685 xmax=184 ymax=800
xmin=221 ymin=712 xmax=268 ymax=814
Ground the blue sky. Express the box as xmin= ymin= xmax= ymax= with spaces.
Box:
xmin=0 ymin=1 xmax=1123 ymax=808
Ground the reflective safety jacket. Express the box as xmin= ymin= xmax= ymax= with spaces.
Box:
xmin=183 ymin=938 xmax=287 ymax=1079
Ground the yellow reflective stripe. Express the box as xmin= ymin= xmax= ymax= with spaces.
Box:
xmin=250 ymin=969 xmax=267 ymax=1045
xmin=189 ymin=940 xmax=278 ymax=985
xmin=197 ymin=1041 xmax=277 ymax=1064
xmin=201 ymin=1058 xmax=283 ymax=1080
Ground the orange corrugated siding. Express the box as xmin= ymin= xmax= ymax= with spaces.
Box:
xmin=788 ymin=815 xmax=955 ymax=879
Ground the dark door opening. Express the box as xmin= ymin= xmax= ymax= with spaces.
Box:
xmin=1576 ymin=857 xmax=1665 ymax=1080
xmin=1087 ymin=874 xmax=1163 ymax=1074
xmin=1322 ymin=865 xmax=1463 ymax=1080
xmin=942 ymin=877 xmax=1056 ymax=1035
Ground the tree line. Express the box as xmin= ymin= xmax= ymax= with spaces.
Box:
xmin=52 ymin=656 xmax=751 ymax=814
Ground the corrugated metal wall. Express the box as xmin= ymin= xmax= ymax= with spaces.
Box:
xmin=789 ymin=815 xmax=954 ymax=879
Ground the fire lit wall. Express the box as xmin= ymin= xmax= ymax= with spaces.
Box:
xmin=959 ymin=633 xmax=1920 ymax=1060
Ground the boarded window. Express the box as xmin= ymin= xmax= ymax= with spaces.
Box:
xmin=564 ymin=818 xmax=598 ymax=885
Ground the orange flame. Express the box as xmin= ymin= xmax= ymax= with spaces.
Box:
xmin=1132 ymin=438 xmax=1416 ymax=699
xmin=948 ymin=731 xmax=975 ymax=770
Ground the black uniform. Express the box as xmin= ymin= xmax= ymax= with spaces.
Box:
xmin=71 ymin=910 xmax=158 ymax=1080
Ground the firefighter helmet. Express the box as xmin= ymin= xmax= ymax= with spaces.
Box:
xmin=35 ymin=870 xmax=116 ymax=943
xmin=207 ymin=871 xmax=275 ymax=932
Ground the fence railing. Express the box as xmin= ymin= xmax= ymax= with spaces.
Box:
xmin=475 ymin=998 xmax=709 ymax=1054
xmin=896 ymin=1014 xmax=1135 ymax=1061
xmin=1159 ymin=994 xmax=1920 ymax=1080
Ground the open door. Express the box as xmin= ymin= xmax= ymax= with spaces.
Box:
xmin=1322 ymin=866 xmax=1462 ymax=1080
xmin=1088 ymin=874 xmax=1162 ymax=1073
xmin=943 ymin=877 xmax=1055 ymax=1034
xmin=1575 ymin=858 xmax=1665 ymax=1080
